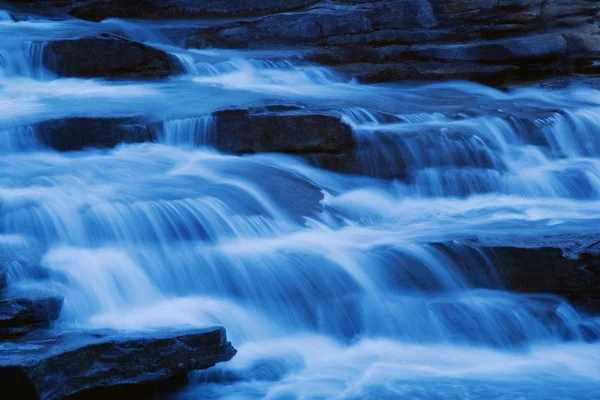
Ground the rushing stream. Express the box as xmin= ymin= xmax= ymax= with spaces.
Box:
xmin=1 ymin=12 xmax=600 ymax=400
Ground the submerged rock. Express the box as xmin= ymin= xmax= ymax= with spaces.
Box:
xmin=43 ymin=34 xmax=183 ymax=79
xmin=0 ymin=327 xmax=236 ymax=400
xmin=0 ymin=295 xmax=63 ymax=339
xmin=35 ymin=117 xmax=154 ymax=151
xmin=213 ymin=107 xmax=355 ymax=155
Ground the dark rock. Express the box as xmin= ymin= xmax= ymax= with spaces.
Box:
xmin=0 ymin=327 xmax=236 ymax=400
xmin=69 ymin=0 xmax=319 ymax=21
xmin=0 ymin=295 xmax=63 ymax=339
xmin=334 ymin=62 xmax=520 ymax=84
xmin=434 ymin=235 xmax=600 ymax=313
xmin=213 ymin=107 xmax=355 ymax=155
xmin=0 ymin=266 xmax=6 ymax=291
xmin=43 ymin=34 xmax=183 ymax=79
xmin=485 ymin=245 xmax=600 ymax=313
xmin=35 ymin=117 xmax=154 ymax=151
xmin=183 ymin=0 xmax=600 ymax=84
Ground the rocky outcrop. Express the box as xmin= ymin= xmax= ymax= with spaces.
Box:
xmin=0 ymin=328 xmax=236 ymax=400
xmin=35 ymin=117 xmax=154 ymax=151
xmin=213 ymin=106 xmax=355 ymax=154
xmin=42 ymin=33 xmax=183 ymax=79
xmin=185 ymin=0 xmax=600 ymax=84
xmin=7 ymin=0 xmax=600 ymax=83
xmin=0 ymin=295 xmax=63 ymax=339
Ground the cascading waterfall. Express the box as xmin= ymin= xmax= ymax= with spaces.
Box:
xmin=1 ymin=10 xmax=600 ymax=400
xmin=160 ymin=116 xmax=216 ymax=147
xmin=0 ymin=125 xmax=40 ymax=152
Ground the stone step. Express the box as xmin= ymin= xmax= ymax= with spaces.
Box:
xmin=0 ymin=327 xmax=236 ymax=400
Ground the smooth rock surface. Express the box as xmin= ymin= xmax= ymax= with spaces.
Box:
xmin=0 ymin=327 xmax=236 ymax=400
xmin=35 ymin=117 xmax=154 ymax=151
xmin=213 ymin=106 xmax=355 ymax=154
xmin=43 ymin=34 xmax=183 ymax=79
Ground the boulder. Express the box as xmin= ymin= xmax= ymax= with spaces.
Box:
xmin=0 ymin=295 xmax=63 ymax=339
xmin=43 ymin=34 xmax=183 ymax=79
xmin=213 ymin=106 xmax=355 ymax=155
xmin=35 ymin=117 xmax=154 ymax=151
xmin=0 ymin=327 xmax=237 ymax=400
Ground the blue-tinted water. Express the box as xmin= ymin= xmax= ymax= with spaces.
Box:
xmin=1 ymin=12 xmax=600 ymax=399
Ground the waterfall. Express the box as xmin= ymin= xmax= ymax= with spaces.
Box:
xmin=24 ymin=41 xmax=50 ymax=80
xmin=1 ymin=8 xmax=600 ymax=399
xmin=159 ymin=116 xmax=216 ymax=147
xmin=0 ymin=125 xmax=41 ymax=152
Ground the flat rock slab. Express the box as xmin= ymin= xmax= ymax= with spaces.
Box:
xmin=213 ymin=106 xmax=355 ymax=154
xmin=43 ymin=34 xmax=183 ymax=79
xmin=35 ymin=117 xmax=154 ymax=151
xmin=0 ymin=327 xmax=236 ymax=400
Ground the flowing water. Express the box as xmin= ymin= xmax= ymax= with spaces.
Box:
xmin=1 ymin=11 xmax=600 ymax=400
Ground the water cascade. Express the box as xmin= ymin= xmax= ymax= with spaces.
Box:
xmin=0 ymin=7 xmax=599 ymax=400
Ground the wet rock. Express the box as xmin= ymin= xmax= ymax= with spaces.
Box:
xmin=69 ymin=0 xmax=318 ymax=21
xmin=213 ymin=107 xmax=355 ymax=155
xmin=43 ymin=34 xmax=183 ymax=79
xmin=436 ymin=235 xmax=600 ymax=313
xmin=334 ymin=62 xmax=520 ymax=84
xmin=484 ymin=245 xmax=600 ymax=299
xmin=35 ymin=117 xmax=154 ymax=151
xmin=0 ymin=295 xmax=63 ymax=339
xmin=0 ymin=266 xmax=6 ymax=291
xmin=184 ymin=0 xmax=600 ymax=84
xmin=5 ymin=0 xmax=318 ymax=20
xmin=0 ymin=327 xmax=237 ymax=400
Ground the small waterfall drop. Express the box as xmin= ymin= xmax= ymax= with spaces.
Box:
xmin=160 ymin=116 xmax=216 ymax=147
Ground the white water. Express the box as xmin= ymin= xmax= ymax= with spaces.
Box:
xmin=1 ymin=11 xmax=600 ymax=399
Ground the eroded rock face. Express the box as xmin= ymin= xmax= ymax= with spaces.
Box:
xmin=35 ymin=117 xmax=154 ymax=151
xmin=213 ymin=107 xmax=355 ymax=155
xmin=0 ymin=327 xmax=237 ymax=400
xmin=43 ymin=34 xmax=183 ymax=79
